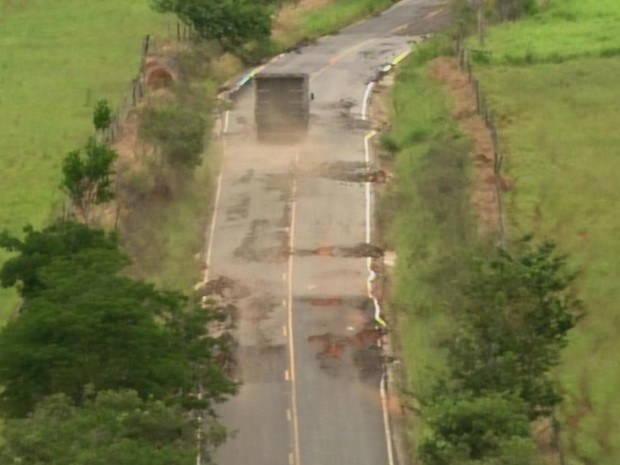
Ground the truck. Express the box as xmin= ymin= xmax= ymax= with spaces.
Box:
xmin=254 ymin=73 xmax=311 ymax=141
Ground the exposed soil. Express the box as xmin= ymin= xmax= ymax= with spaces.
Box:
xmin=432 ymin=57 xmax=506 ymax=234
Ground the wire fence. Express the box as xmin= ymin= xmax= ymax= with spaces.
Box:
xmin=99 ymin=22 xmax=197 ymax=145
xmin=454 ymin=35 xmax=566 ymax=465
xmin=454 ymin=36 xmax=507 ymax=246
xmin=99 ymin=34 xmax=150 ymax=144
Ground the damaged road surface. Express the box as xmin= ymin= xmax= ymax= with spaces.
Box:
xmin=210 ymin=1 xmax=449 ymax=465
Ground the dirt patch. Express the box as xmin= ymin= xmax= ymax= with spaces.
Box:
xmin=145 ymin=65 xmax=174 ymax=88
xmin=432 ymin=57 xmax=503 ymax=234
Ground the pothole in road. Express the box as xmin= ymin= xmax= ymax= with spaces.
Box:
xmin=308 ymin=327 xmax=386 ymax=380
xmin=297 ymin=296 xmax=367 ymax=309
xmin=306 ymin=297 xmax=343 ymax=306
xmin=295 ymin=243 xmax=384 ymax=258
xmin=234 ymin=219 xmax=289 ymax=263
xmin=197 ymin=276 xmax=250 ymax=299
xmin=317 ymin=161 xmax=387 ymax=184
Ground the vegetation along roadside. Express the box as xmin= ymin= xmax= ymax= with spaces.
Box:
xmin=380 ymin=0 xmax=619 ymax=463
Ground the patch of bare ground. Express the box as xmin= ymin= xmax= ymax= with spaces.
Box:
xmin=431 ymin=57 xmax=509 ymax=235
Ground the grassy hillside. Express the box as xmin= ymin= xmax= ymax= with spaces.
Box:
xmin=0 ymin=0 xmax=169 ymax=321
xmin=472 ymin=0 xmax=620 ymax=462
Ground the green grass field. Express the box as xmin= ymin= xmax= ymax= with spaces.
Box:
xmin=0 ymin=0 xmax=170 ymax=321
xmin=471 ymin=0 xmax=620 ymax=462
xmin=473 ymin=0 xmax=620 ymax=64
xmin=478 ymin=56 xmax=620 ymax=465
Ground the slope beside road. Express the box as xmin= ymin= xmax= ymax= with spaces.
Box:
xmin=207 ymin=1 xmax=449 ymax=464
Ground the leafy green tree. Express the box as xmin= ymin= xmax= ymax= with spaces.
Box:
xmin=93 ymin=99 xmax=112 ymax=131
xmin=447 ymin=238 xmax=579 ymax=416
xmin=152 ymin=0 xmax=272 ymax=50
xmin=0 ymin=390 xmax=227 ymax=465
xmin=0 ymin=220 xmax=123 ymax=298
xmin=0 ymin=224 xmax=235 ymax=418
xmin=62 ymin=136 xmax=117 ymax=222
xmin=418 ymin=393 xmax=539 ymax=465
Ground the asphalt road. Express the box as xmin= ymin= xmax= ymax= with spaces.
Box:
xmin=209 ymin=1 xmax=448 ymax=464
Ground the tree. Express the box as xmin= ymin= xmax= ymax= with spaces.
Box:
xmin=0 ymin=220 xmax=123 ymax=298
xmin=0 ymin=390 xmax=227 ymax=465
xmin=62 ymin=136 xmax=117 ymax=222
xmin=152 ymin=0 xmax=272 ymax=51
xmin=418 ymin=393 xmax=540 ymax=465
xmin=0 ymin=223 xmax=236 ymax=418
xmin=447 ymin=238 xmax=579 ymax=416
xmin=93 ymin=99 xmax=112 ymax=131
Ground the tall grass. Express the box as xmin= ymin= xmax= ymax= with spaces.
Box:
xmin=477 ymin=55 xmax=620 ymax=465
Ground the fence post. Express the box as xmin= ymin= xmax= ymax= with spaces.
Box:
xmin=143 ymin=34 xmax=150 ymax=56
xmin=132 ymin=79 xmax=137 ymax=106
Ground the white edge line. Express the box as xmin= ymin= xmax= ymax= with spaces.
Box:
xmin=381 ymin=373 xmax=395 ymax=465
xmin=362 ymin=83 xmax=393 ymax=465
xmin=363 ymin=131 xmax=376 ymax=246
xmin=223 ymin=110 xmax=230 ymax=134
xmin=204 ymin=173 xmax=223 ymax=283
xmin=361 ymin=81 xmax=376 ymax=121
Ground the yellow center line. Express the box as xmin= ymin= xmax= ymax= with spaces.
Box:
xmin=311 ymin=38 xmax=376 ymax=80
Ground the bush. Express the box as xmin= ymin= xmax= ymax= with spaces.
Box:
xmin=140 ymin=105 xmax=206 ymax=169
